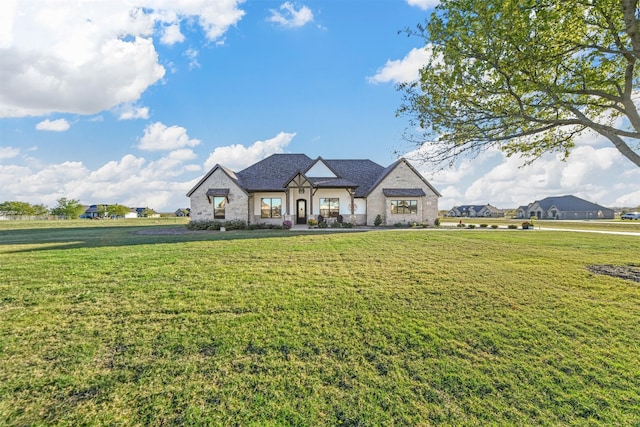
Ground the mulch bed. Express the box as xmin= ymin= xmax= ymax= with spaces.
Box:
xmin=587 ymin=264 xmax=640 ymax=283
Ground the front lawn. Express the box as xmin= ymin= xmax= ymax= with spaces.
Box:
xmin=1 ymin=224 xmax=638 ymax=425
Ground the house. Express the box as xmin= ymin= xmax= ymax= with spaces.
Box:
xmin=175 ymin=208 xmax=190 ymax=217
xmin=447 ymin=204 xmax=502 ymax=218
xmin=186 ymin=154 xmax=441 ymax=226
xmin=81 ymin=204 xmax=108 ymax=219
xmin=516 ymin=195 xmax=614 ymax=220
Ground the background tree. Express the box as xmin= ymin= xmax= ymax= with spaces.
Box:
xmin=141 ymin=208 xmax=157 ymax=217
xmin=399 ymin=0 xmax=640 ymax=168
xmin=0 ymin=201 xmax=49 ymax=216
xmin=50 ymin=198 xmax=85 ymax=219
xmin=106 ymin=204 xmax=130 ymax=218
xmin=0 ymin=201 xmax=38 ymax=216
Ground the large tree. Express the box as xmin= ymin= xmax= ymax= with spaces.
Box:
xmin=399 ymin=0 xmax=640 ymax=168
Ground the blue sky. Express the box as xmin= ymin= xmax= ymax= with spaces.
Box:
xmin=1 ymin=0 xmax=638 ymax=212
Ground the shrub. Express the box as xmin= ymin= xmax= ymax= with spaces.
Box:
xmin=491 ymin=224 xmax=499 ymax=229
xmin=480 ymin=224 xmax=488 ymax=228
xmin=186 ymin=220 xmax=216 ymax=230
xmin=307 ymin=218 xmax=318 ymax=226
xmin=467 ymin=224 xmax=476 ymax=229
xmin=318 ymin=221 xmax=328 ymax=228
xmin=342 ymin=222 xmax=353 ymax=228
xmin=374 ymin=214 xmax=382 ymax=227
xmin=434 ymin=217 xmax=441 ymax=227
xmin=330 ymin=221 xmax=342 ymax=228
xmin=394 ymin=222 xmax=406 ymax=228
xmin=457 ymin=223 xmax=465 ymax=228
xmin=224 ymin=220 xmax=247 ymax=230
xmin=508 ymin=224 xmax=518 ymax=229
xmin=282 ymin=220 xmax=292 ymax=229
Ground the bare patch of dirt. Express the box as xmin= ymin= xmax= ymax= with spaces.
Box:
xmin=587 ymin=264 xmax=640 ymax=283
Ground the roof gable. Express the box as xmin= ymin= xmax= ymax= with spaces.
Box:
xmin=305 ymin=158 xmax=338 ymax=178
xmin=365 ymin=158 xmax=442 ymax=197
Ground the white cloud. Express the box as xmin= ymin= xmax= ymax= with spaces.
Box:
xmin=118 ymin=105 xmax=150 ymax=120
xmin=268 ymin=2 xmax=314 ymax=28
xmin=0 ymin=0 xmax=246 ymax=118
xmin=409 ymin=132 xmax=640 ymax=210
xmin=406 ymin=0 xmax=440 ymax=10
xmin=161 ymin=23 xmax=184 ymax=45
xmin=0 ymin=149 xmax=200 ymax=211
xmin=184 ymin=48 xmax=200 ymax=69
xmin=205 ymin=131 xmax=296 ymax=171
xmin=35 ymin=119 xmax=70 ymax=132
xmin=368 ymin=47 xmax=432 ymax=84
xmin=0 ymin=146 xmax=20 ymax=160
xmin=138 ymin=122 xmax=201 ymax=151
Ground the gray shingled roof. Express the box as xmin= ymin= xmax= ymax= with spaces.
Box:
xmin=236 ymin=154 xmax=313 ymax=191
xmin=534 ymin=195 xmax=612 ymax=212
xmin=235 ymin=154 xmax=386 ymax=195
xmin=188 ymin=154 xmax=439 ymax=198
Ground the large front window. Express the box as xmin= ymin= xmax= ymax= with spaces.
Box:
xmin=391 ymin=200 xmax=417 ymax=214
xmin=319 ymin=198 xmax=339 ymax=217
xmin=214 ymin=196 xmax=226 ymax=219
xmin=261 ymin=198 xmax=282 ymax=218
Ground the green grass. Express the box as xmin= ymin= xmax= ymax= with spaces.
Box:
xmin=1 ymin=222 xmax=639 ymax=426
xmin=441 ymin=217 xmax=640 ymax=232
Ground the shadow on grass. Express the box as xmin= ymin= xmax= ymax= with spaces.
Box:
xmin=0 ymin=225 xmax=370 ymax=253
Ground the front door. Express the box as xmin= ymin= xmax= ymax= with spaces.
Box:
xmin=296 ymin=199 xmax=307 ymax=224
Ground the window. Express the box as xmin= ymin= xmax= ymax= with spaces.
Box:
xmin=213 ymin=196 xmax=226 ymax=219
xmin=391 ymin=200 xmax=417 ymax=214
xmin=319 ymin=198 xmax=339 ymax=217
xmin=261 ymin=198 xmax=282 ymax=218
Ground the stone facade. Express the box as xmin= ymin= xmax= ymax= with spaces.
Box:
xmin=365 ymin=161 xmax=439 ymax=226
xmin=189 ymin=167 xmax=248 ymax=222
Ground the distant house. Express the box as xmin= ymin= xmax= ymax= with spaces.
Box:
xmin=187 ymin=154 xmax=441 ymax=226
xmin=175 ymin=208 xmax=190 ymax=217
xmin=516 ymin=195 xmax=614 ymax=220
xmin=447 ymin=204 xmax=502 ymax=218
xmin=82 ymin=204 xmax=108 ymax=219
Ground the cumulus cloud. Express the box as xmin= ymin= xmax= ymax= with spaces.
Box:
xmin=205 ymin=131 xmax=296 ymax=171
xmin=35 ymin=119 xmax=70 ymax=131
xmin=0 ymin=149 xmax=201 ymax=211
xmin=161 ymin=23 xmax=185 ymax=45
xmin=0 ymin=0 xmax=246 ymax=118
xmin=138 ymin=122 xmax=201 ymax=151
xmin=406 ymin=0 xmax=440 ymax=10
xmin=268 ymin=2 xmax=314 ymax=28
xmin=368 ymin=47 xmax=432 ymax=84
xmin=0 ymin=146 xmax=20 ymax=160
xmin=118 ymin=105 xmax=150 ymax=120
xmin=407 ymin=128 xmax=640 ymax=210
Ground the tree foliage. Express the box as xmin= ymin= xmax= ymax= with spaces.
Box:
xmin=107 ymin=204 xmax=130 ymax=218
xmin=399 ymin=0 xmax=640 ymax=168
xmin=50 ymin=198 xmax=85 ymax=219
xmin=0 ymin=201 xmax=48 ymax=216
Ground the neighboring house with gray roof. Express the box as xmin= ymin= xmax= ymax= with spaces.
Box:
xmin=447 ymin=204 xmax=502 ymax=218
xmin=516 ymin=195 xmax=614 ymax=220
xmin=187 ymin=154 xmax=441 ymax=226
